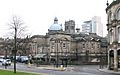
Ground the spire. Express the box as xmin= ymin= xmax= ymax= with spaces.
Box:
xmin=54 ymin=17 xmax=58 ymax=24
xmin=106 ymin=0 xmax=109 ymax=6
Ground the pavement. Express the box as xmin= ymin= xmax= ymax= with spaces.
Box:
xmin=32 ymin=65 xmax=120 ymax=74
xmin=28 ymin=64 xmax=75 ymax=71
xmin=99 ymin=68 xmax=120 ymax=74
xmin=1 ymin=63 xmax=120 ymax=75
xmin=34 ymin=65 xmax=67 ymax=71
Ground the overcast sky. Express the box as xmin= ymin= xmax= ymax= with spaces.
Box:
xmin=0 ymin=0 xmax=113 ymax=38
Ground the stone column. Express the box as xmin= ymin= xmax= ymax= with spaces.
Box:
xmin=114 ymin=48 xmax=118 ymax=71
xmin=113 ymin=24 xmax=118 ymax=71
xmin=108 ymin=50 xmax=110 ymax=69
xmin=113 ymin=26 xmax=117 ymax=42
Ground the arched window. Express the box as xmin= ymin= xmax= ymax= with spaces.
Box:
xmin=116 ymin=8 xmax=120 ymax=20
xmin=110 ymin=29 xmax=113 ymax=44
xmin=108 ymin=11 xmax=111 ymax=23
xmin=118 ymin=27 xmax=120 ymax=42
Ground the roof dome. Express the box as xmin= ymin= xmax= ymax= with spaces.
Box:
xmin=49 ymin=17 xmax=62 ymax=31
xmin=49 ymin=24 xmax=62 ymax=30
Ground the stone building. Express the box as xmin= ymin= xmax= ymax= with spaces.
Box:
xmin=0 ymin=17 xmax=107 ymax=65
xmin=0 ymin=38 xmax=13 ymax=56
xmin=0 ymin=38 xmax=6 ymax=55
xmin=30 ymin=17 xmax=108 ymax=65
xmin=65 ymin=20 xmax=75 ymax=34
xmin=106 ymin=0 xmax=120 ymax=71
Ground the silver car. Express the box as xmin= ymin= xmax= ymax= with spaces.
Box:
xmin=2 ymin=59 xmax=11 ymax=66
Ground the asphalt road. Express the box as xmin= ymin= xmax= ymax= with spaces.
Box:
xmin=0 ymin=63 xmax=119 ymax=75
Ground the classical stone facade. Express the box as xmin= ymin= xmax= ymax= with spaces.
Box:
xmin=0 ymin=38 xmax=13 ymax=56
xmin=106 ymin=0 xmax=120 ymax=71
xmin=30 ymin=17 xmax=108 ymax=65
xmin=0 ymin=17 xmax=107 ymax=65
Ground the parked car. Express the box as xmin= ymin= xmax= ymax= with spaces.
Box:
xmin=0 ymin=58 xmax=4 ymax=62
xmin=16 ymin=56 xmax=28 ymax=63
xmin=20 ymin=56 xmax=28 ymax=63
xmin=2 ymin=59 xmax=11 ymax=66
xmin=0 ymin=56 xmax=4 ymax=62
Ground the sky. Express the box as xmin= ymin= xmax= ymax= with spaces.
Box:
xmin=0 ymin=0 xmax=113 ymax=38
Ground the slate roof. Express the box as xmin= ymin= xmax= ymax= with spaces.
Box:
xmin=106 ymin=0 xmax=120 ymax=11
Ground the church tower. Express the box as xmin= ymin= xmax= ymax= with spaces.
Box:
xmin=64 ymin=20 xmax=75 ymax=34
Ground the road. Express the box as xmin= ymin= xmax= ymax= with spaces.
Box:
xmin=0 ymin=63 xmax=119 ymax=75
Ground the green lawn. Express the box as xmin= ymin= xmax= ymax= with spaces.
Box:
xmin=0 ymin=69 xmax=41 ymax=75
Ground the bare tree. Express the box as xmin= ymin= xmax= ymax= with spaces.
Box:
xmin=8 ymin=16 xmax=27 ymax=38
xmin=8 ymin=16 xmax=26 ymax=73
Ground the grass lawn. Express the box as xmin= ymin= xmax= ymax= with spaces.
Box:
xmin=0 ymin=69 xmax=42 ymax=75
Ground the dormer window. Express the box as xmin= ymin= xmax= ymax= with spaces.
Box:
xmin=91 ymin=37 xmax=94 ymax=40
xmin=63 ymin=43 xmax=66 ymax=47
xmin=82 ymin=38 xmax=86 ymax=41
xmin=97 ymin=39 xmax=100 ymax=42
xmin=116 ymin=8 xmax=120 ymax=20
xmin=91 ymin=43 xmax=94 ymax=49
xmin=83 ymin=43 xmax=85 ymax=48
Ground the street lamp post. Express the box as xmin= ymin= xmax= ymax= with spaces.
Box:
xmin=28 ymin=54 xmax=31 ymax=67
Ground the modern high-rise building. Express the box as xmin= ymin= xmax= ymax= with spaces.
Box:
xmin=92 ymin=16 xmax=103 ymax=37
xmin=82 ymin=16 xmax=103 ymax=37
xmin=82 ymin=20 xmax=92 ymax=33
